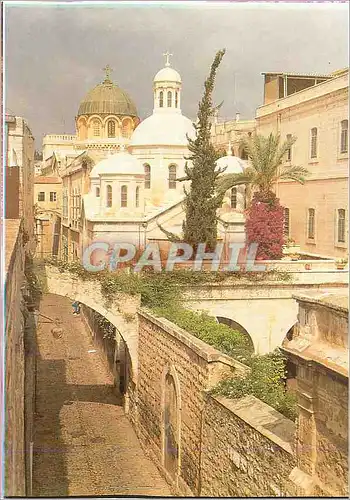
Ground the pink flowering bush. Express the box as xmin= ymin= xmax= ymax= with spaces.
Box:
xmin=245 ymin=192 xmax=285 ymax=260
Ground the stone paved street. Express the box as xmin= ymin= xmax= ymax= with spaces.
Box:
xmin=33 ymin=293 xmax=171 ymax=497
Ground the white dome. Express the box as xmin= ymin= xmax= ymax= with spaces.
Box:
xmin=130 ymin=113 xmax=195 ymax=147
xmin=154 ymin=66 xmax=181 ymax=83
xmin=90 ymin=151 xmax=144 ymax=178
xmin=217 ymin=155 xmax=246 ymax=174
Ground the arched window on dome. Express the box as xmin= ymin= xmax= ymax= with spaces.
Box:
xmin=106 ymin=185 xmax=112 ymax=207
xmin=121 ymin=185 xmax=128 ymax=208
xmin=175 ymin=91 xmax=178 ymax=108
xmin=96 ymin=186 xmax=100 ymax=198
xmin=231 ymin=187 xmax=237 ymax=209
xmin=168 ymin=165 xmax=177 ymax=189
xmin=159 ymin=91 xmax=164 ymax=108
xmin=93 ymin=119 xmax=100 ymax=137
xmin=107 ymin=120 xmax=116 ymax=138
xmin=144 ymin=164 xmax=151 ymax=189
xmin=135 ymin=186 xmax=140 ymax=208
xmin=122 ymin=118 xmax=132 ymax=138
xmin=167 ymin=91 xmax=172 ymax=108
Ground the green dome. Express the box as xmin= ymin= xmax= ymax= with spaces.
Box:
xmin=78 ymin=79 xmax=138 ymax=117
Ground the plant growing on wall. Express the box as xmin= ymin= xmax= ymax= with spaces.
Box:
xmin=217 ymin=133 xmax=309 ymax=259
xmin=180 ymin=49 xmax=227 ymax=251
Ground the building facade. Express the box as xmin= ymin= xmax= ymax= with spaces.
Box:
xmin=34 ymin=176 xmax=62 ymax=258
xmin=283 ymin=291 xmax=348 ymax=497
xmin=255 ymin=69 xmax=348 ymax=259
xmin=5 ymin=115 xmax=35 ymax=248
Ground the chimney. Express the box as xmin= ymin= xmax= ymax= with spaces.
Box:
xmin=236 ymin=112 xmax=240 ymax=122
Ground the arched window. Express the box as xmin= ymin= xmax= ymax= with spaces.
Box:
xmin=106 ymin=185 xmax=112 ymax=207
xmin=230 ymin=187 xmax=237 ymax=208
xmin=159 ymin=91 xmax=164 ymax=108
xmin=107 ymin=120 xmax=116 ymax=138
xmin=96 ymin=186 xmax=100 ymax=198
xmin=167 ymin=91 xmax=172 ymax=108
xmin=144 ymin=164 xmax=151 ymax=189
xmin=121 ymin=185 xmax=128 ymax=208
xmin=168 ymin=164 xmax=177 ymax=189
xmin=93 ymin=119 xmax=100 ymax=137
xmin=175 ymin=91 xmax=178 ymax=108
xmin=135 ymin=186 xmax=140 ymax=208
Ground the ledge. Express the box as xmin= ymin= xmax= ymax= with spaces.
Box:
xmin=138 ymin=307 xmax=248 ymax=372
xmin=212 ymin=394 xmax=295 ymax=454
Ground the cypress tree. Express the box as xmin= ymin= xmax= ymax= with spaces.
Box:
xmin=181 ymin=49 xmax=226 ymax=251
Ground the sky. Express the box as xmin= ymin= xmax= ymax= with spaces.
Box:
xmin=4 ymin=1 xmax=349 ymax=149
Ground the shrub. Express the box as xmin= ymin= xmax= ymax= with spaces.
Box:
xmin=245 ymin=192 xmax=285 ymax=260
xmin=212 ymin=349 xmax=297 ymax=420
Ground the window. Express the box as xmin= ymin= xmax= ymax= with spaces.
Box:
xmin=286 ymin=134 xmax=292 ymax=161
xmin=144 ymin=164 xmax=151 ymax=189
xmin=310 ymin=127 xmax=317 ymax=158
xmin=159 ymin=91 xmax=164 ymax=108
xmin=121 ymin=185 xmax=128 ymax=208
xmin=230 ymin=187 xmax=237 ymax=209
xmin=107 ymin=120 xmax=116 ymax=138
xmin=340 ymin=120 xmax=348 ymax=154
xmin=135 ymin=186 xmax=140 ymax=208
xmin=38 ymin=192 xmax=45 ymax=202
xmin=308 ymin=208 xmax=315 ymax=239
xmin=106 ymin=185 xmax=112 ymax=207
xmin=168 ymin=164 xmax=177 ymax=189
xmin=96 ymin=186 xmax=100 ymax=197
xmin=93 ymin=119 xmax=100 ymax=137
xmin=284 ymin=208 xmax=290 ymax=237
xmin=175 ymin=91 xmax=178 ymax=108
xmin=50 ymin=191 xmax=57 ymax=202
xmin=63 ymin=189 xmax=68 ymax=217
xmin=167 ymin=91 xmax=172 ymax=107
xmin=337 ymin=209 xmax=346 ymax=243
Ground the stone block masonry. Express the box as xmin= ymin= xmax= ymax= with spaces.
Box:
xmin=135 ymin=309 xmax=295 ymax=496
xmin=200 ymin=395 xmax=296 ymax=497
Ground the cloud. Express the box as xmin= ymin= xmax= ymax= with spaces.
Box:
xmin=4 ymin=2 xmax=349 ymax=147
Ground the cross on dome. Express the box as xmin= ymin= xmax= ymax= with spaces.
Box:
xmin=102 ymin=64 xmax=113 ymax=83
xmin=227 ymin=141 xmax=233 ymax=156
xmin=163 ymin=51 xmax=173 ymax=67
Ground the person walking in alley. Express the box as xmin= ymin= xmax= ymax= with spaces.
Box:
xmin=72 ymin=301 xmax=81 ymax=315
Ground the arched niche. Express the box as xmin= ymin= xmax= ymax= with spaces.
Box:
xmin=161 ymin=365 xmax=181 ymax=481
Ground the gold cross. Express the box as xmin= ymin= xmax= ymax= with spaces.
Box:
xmin=163 ymin=51 xmax=173 ymax=67
xmin=102 ymin=64 xmax=113 ymax=82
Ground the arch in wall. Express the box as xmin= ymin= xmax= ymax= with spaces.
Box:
xmin=43 ymin=266 xmax=140 ymax=380
xmin=161 ymin=364 xmax=182 ymax=481
xmin=77 ymin=117 xmax=87 ymax=140
xmin=121 ymin=117 xmax=134 ymax=138
xmin=216 ymin=316 xmax=254 ymax=354
xmin=87 ymin=115 xmax=103 ymax=139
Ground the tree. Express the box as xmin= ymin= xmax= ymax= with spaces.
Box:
xmin=180 ymin=49 xmax=227 ymax=251
xmin=217 ymin=133 xmax=309 ymax=259
xmin=217 ymin=133 xmax=309 ymax=203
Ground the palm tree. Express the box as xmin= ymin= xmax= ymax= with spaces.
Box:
xmin=217 ymin=133 xmax=309 ymax=203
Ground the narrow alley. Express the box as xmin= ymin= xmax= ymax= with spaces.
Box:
xmin=32 ymin=293 xmax=171 ymax=497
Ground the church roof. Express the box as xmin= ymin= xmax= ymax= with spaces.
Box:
xmin=90 ymin=150 xmax=144 ymax=178
xmin=130 ymin=113 xmax=195 ymax=147
xmin=78 ymin=77 xmax=138 ymax=117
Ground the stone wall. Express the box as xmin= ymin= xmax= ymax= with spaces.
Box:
xmin=200 ymin=395 xmax=296 ymax=497
xmin=135 ymin=309 xmax=295 ymax=496
xmin=283 ymin=292 xmax=348 ymax=497
xmin=5 ymin=220 xmax=26 ymax=495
